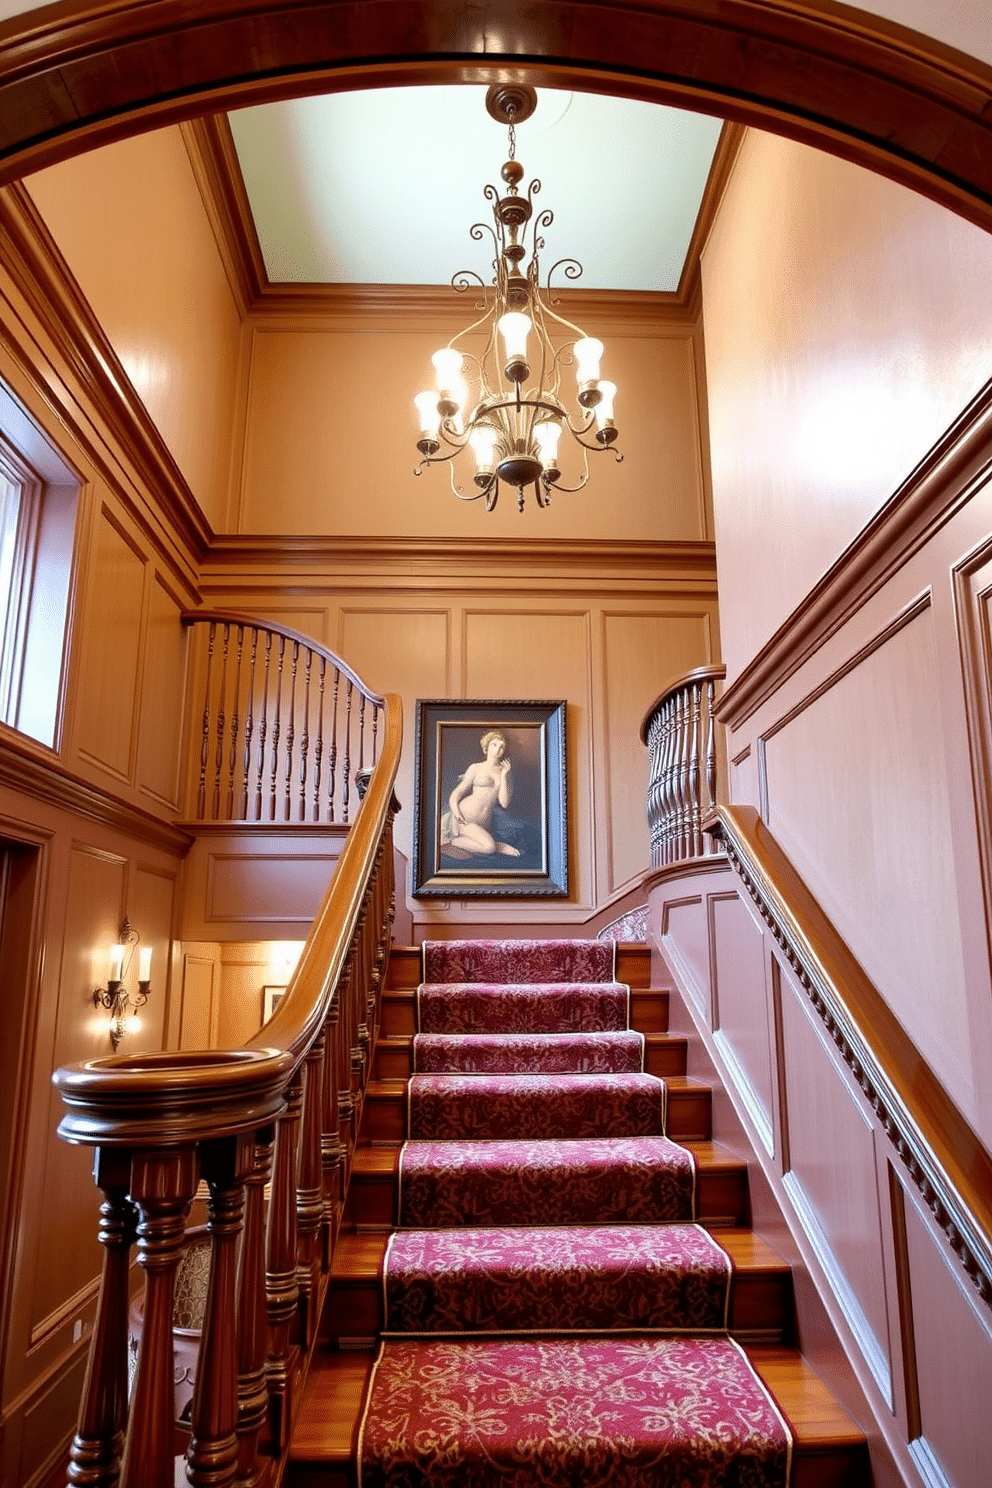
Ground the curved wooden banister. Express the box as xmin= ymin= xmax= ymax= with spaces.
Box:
xmin=54 ymin=664 xmax=403 ymax=1487
xmin=641 ymin=664 xmax=726 ymax=865
xmin=708 ymin=802 xmax=992 ymax=1313
xmin=181 ymin=608 xmax=384 ymax=825
xmin=640 ymin=663 xmax=726 ymax=745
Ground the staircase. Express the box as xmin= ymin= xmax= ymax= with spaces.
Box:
xmin=289 ymin=941 xmax=869 ymax=1486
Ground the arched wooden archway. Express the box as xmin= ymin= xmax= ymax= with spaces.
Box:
xmin=1 ymin=0 xmax=991 ymax=231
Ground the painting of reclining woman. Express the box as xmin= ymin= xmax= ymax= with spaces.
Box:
xmin=412 ymin=700 xmax=568 ymax=898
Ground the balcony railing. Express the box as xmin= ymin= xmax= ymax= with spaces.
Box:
xmin=54 ymin=646 xmax=402 ymax=1488
xmin=641 ymin=664 xmax=725 ymax=867
xmin=183 ymin=610 xmax=382 ymax=825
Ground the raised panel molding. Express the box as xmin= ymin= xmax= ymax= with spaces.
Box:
xmin=75 ymin=509 xmax=146 ymax=781
xmin=709 ymin=890 xmax=774 ymax=1154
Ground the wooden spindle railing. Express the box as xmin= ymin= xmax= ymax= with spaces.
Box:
xmin=54 ymin=677 xmax=401 ymax=1488
xmin=641 ymin=664 xmax=726 ymax=867
xmin=183 ymin=611 xmax=383 ymax=825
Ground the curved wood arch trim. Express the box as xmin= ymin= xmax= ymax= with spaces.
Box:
xmin=0 ymin=3 xmax=992 ymax=232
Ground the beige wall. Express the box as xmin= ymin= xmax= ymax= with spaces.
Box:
xmin=235 ymin=312 xmax=711 ymax=541
xmin=702 ymin=130 xmax=992 ymax=683
xmin=24 ymin=128 xmax=245 ymax=533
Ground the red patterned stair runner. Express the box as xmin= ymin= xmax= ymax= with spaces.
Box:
xmin=358 ymin=938 xmax=792 ymax=1487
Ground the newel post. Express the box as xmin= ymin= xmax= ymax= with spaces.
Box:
xmin=67 ymin=1150 xmax=137 ymax=1488
xmin=121 ymin=1148 xmax=200 ymax=1488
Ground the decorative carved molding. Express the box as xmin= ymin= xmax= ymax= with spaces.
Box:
xmin=180 ymin=115 xmax=266 ymax=318
xmin=2 ymin=3 xmax=992 ymax=236
xmin=709 ymin=804 xmax=992 ymax=1316
xmin=0 ymin=728 xmax=194 ymax=856
xmin=718 ymin=384 xmax=992 ymax=729
xmin=0 ymin=181 xmax=213 ymax=566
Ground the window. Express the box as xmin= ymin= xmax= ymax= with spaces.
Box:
xmin=0 ymin=380 xmax=80 ymax=749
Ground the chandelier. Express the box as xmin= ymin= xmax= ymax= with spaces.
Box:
xmin=413 ymin=85 xmax=622 ymax=513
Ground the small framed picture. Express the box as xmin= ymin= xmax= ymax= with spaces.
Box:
xmin=262 ymin=985 xmax=286 ymax=1022
xmin=412 ymin=699 xmax=568 ymax=898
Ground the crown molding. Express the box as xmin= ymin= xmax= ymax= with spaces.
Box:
xmin=0 ymin=181 xmax=213 ymax=564
xmin=199 ymin=533 xmax=718 ymax=582
xmin=183 ymin=113 xmax=750 ymax=336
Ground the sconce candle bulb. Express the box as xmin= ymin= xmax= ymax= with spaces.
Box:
xmin=93 ymin=918 xmax=152 ymax=1051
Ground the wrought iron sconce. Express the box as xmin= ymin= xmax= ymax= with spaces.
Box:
xmin=93 ymin=918 xmax=152 ymax=1051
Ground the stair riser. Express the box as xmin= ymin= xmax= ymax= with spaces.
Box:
xmin=372 ymin=1035 xmax=689 ymax=1082
xmin=361 ymin=1084 xmax=710 ymax=1143
xmin=380 ymin=986 xmax=669 ymax=1039
xmin=384 ymin=946 xmax=652 ymax=994
xmin=343 ymin=1163 xmax=748 ymax=1231
xmin=325 ymin=1269 xmax=792 ymax=1348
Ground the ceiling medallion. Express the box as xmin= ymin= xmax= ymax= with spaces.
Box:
xmin=413 ymin=85 xmax=622 ymax=514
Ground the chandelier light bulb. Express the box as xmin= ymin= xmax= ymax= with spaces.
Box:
xmin=469 ymin=424 xmax=500 ymax=485
xmin=595 ymin=381 xmax=617 ymax=424
xmin=432 ymin=348 xmax=466 ymax=417
xmin=497 ymin=312 xmax=532 ymax=382
xmin=534 ymin=419 xmax=563 ymax=471
xmin=414 ymin=391 xmax=442 ymax=436
xmin=574 ymin=337 xmax=605 ymax=407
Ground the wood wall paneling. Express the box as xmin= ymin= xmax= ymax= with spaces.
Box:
xmin=701 ymin=129 xmax=992 ymax=685
xmin=899 ymin=1175 xmax=992 ymax=1488
xmin=25 ymin=127 xmax=244 ymax=533
xmin=136 ymin=572 xmax=189 ymax=810
xmin=762 ymin=598 xmax=979 ymax=1140
xmin=658 ymin=895 xmax=710 ymax=1019
xmin=464 ymin=608 xmax=592 ymax=905
xmin=179 ymin=952 xmax=217 ymax=1050
xmin=779 ymin=963 xmax=893 ymax=1402
xmin=602 ymin=610 xmax=716 ymax=893
xmin=709 ymin=890 xmax=775 ymax=1155
xmin=181 ymin=830 xmax=346 ymax=939
xmin=129 ymin=863 xmax=178 ymax=1051
xmin=74 ymin=509 xmax=145 ymax=781
xmin=337 ymin=607 xmax=450 ymax=872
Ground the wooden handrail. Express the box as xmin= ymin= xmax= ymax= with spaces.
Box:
xmin=640 ymin=663 xmax=726 ymax=745
xmin=54 ymin=676 xmax=403 ymax=1487
xmin=708 ymin=803 xmax=992 ymax=1312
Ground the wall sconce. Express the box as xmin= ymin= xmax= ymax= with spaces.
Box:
xmin=93 ymin=918 xmax=152 ymax=1051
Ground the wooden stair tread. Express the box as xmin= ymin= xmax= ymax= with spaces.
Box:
xmin=373 ymin=1031 xmax=687 ymax=1081
xmin=291 ymin=1345 xmax=866 ymax=1476
xmin=350 ymin=1138 xmax=738 ymax=1174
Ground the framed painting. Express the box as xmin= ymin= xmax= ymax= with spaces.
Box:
xmin=262 ymin=985 xmax=286 ymax=1022
xmin=412 ymin=699 xmax=568 ymax=898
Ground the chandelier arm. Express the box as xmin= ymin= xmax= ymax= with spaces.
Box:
xmin=541 ymin=260 xmax=588 ymax=337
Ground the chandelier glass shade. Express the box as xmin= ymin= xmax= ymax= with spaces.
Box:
xmin=413 ymin=86 xmax=622 ymax=513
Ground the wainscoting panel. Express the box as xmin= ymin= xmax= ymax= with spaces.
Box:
xmin=658 ymin=894 xmax=711 ymax=1019
xmin=762 ymin=598 xmax=974 ymax=1131
xmin=709 ymin=891 xmax=775 ymax=1155
xmin=75 ymin=508 xmax=146 ymax=781
xmin=778 ymin=960 xmax=892 ymax=1399
xmin=180 ymin=952 xmax=217 ymax=1050
xmin=136 ymin=571 xmax=189 ymax=811
xmin=899 ymin=1172 xmax=992 ymax=1488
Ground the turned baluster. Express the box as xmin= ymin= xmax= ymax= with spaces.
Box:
xmin=254 ymin=633 xmax=271 ymax=822
xmin=705 ymin=677 xmax=718 ymax=839
xmin=296 ymin=1032 xmax=326 ymax=1348
xmin=120 ymin=1149 xmax=200 ymax=1488
xmin=67 ymin=1150 xmax=137 ymax=1488
xmin=336 ymin=961 xmax=356 ymax=1190
xmin=352 ymin=903 xmax=371 ymax=1092
xmin=299 ymin=648 xmax=312 ymax=822
xmin=241 ymin=628 xmax=258 ymax=820
xmin=213 ymin=625 xmax=230 ymax=820
xmin=327 ymin=670 xmax=340 ymax=823
xmin=676 ymin=691 xmax=692 ymax=859
xmin=660 ymin=698 xmax=677 ymax=863
xmin=269 ymin=636 xmax=285 ymax=821
xmin=342 ymin=681 xmax=353 ymax=824
xmin=234 ymin=1129 xmax=274 ymax=1488
xmin=226 ymin=626 xmax=244 ymax=820
xmin=283 ymin=641 xmax=298 ymax=822
xmin=688 ymin=680 xmax=702 ymax=856
xmin=186 ymin=1135 xmax=254 ymax=1488
xmin=197 ymin=624 xmax=217 ymax=820
xmin=320 ymin=993 xmax=342 ymax=1267
xmin=646 ymin=710 xmax=663 ymax=866
xmin=265 ymin=1074 xmax=302 ymax=1453
xmin=313 ymin=657 xmax=325 ymax=822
